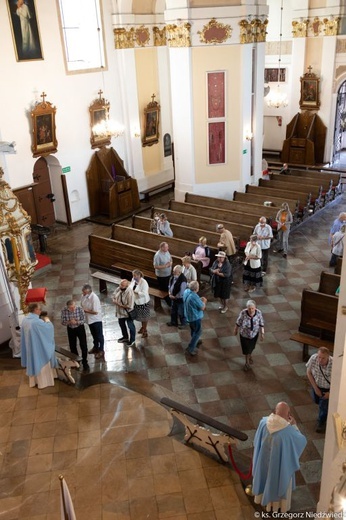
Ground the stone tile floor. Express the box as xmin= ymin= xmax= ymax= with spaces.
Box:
xmin=1 ymin=189 xmax=344 ymax=518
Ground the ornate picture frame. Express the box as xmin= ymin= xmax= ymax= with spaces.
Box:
xmin=142 ymin=95 xmax=160 ymax=147
xmin=299 ymin=69 xmax=320 ymax=111
xmin=31 ymin=93 xmax=58 ymax=157
xmin=89 ymin=94 xmax=111 ymax=149
xmin=6 ymin=0 xmax=43 ymax=62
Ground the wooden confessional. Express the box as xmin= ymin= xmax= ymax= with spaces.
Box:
xmin=281 ymin=111 xmax=326 ymax=165
xmin=86 ymin=147 xmax=140 ymax=220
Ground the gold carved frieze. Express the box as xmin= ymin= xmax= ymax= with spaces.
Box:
xmin=166 ymin=23 xmax=191 ymax=48
xmin=323 ymin=17 xmax=340 ymax=37
xmin=135 ymin=26 xmax=150 ymax=47
xmin=239 ymin=19 xmax=268 ymax=44
xmin=198 ymin=18 xmax=232 ymax=45
xmin=310 ymin=17 xmax=322 ymax=37
xmin=153 ymin=26 xmax=166 ymax=47
xmin=292 ymin=20 xmax=309 ymax=38
xmin=113 ymin=27 xmax=135 ymax=49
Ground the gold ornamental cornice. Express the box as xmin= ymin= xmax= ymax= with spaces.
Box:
xmin=239 ymin=18 xmax=268 ymax=44
xmin=323 ymin=17 xmax=340 ymax=37
xmin=135 ymin=26 xmax=150 ymax=47
xmin=292 ymin=16 xmax=340 ymax=38
xmin=166 ymin=22 xmax=191 ymax=48
xmin=153 ymin=26 xmax=166 ymax=47
xmin=113 ymin=27 xmax=135 ymax=49
xmin=292 ymin=19 xmax=309 ymax=38
xmin=198 ymin=18 xmax=232 ymax=45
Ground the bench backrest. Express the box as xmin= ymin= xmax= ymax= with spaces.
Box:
xmin=151 ymin=207 xmax=253 ymax=242
xmin=299 ymin=288 xmax=338 ymax=338
xmin=169 ymin=199 xmax=258 ymax=229
xmin=132 ymin=215 xmax=220 ymax=247
xmin=318 ymin=271 xmax=340 ymax=295
xmin=271 ymin=173 xmax=332 ymax=190
xmin=233 ymin=190 xmax=299 ymax=209
xmin=291 ymin=169 xmax=340 ymax=184
xmin=111 ymin=224 xmax=209 ymax=262
xmin=259 ymin=179 xmax=322 ymax=197
xmin=185 ymin=193 xmax=278 ymax=220
xmin=246 ymin=185 xmax=308 ymax=204
xmin=89 ymin=234 xmax=184 ymax=283
xmin=335 ymin=257 xmax=342 ymax=275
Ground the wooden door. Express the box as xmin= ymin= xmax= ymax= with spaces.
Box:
xmin=32 ymin=158 xmax=55 ymax=226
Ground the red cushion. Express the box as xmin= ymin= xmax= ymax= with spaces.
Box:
xmin=25 ymin=288 xmax=47 ymax=303
xmin=239 ymin=240 xmax=247 ymax=249
xmin=271 ymin=221 xmax=278 ymax=229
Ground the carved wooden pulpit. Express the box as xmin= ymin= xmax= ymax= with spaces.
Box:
xmin=86 ymin=147 xmax=140 ymax=220
xmin=281 ymin=111 xmax=326 ymax=165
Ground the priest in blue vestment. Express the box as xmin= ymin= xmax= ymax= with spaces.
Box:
xmin=252 ymin=401 xmax=307 ymax=512
xmin=21 ymin=302 xmax=58 ymax=389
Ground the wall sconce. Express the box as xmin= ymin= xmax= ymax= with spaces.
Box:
xmin=245 ymin=130 xmax=253 ymax=141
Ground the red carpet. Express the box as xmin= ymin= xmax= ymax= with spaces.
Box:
xmin=34 ymin=253 xmax=52 ymax=272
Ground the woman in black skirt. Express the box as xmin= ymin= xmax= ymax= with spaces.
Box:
xmin=243 ymin=235 xmax=263 ymax=293
xmin=210 ymin=251 xmax=232 ymax=313
xmin=131 ymin=270 xmax=151 ymax=337
xmin=234 ymin=300 xmax=264 ymax=371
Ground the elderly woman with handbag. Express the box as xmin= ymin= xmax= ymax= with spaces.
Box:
xmin=243 ymin=235 xmax=262 ymax=293
xmin=112 ymin=279 xmax=136 ymax=347
xmin=131 ymin=270 xmax=150 ymax=338
xmin=274 ymin=202 xmax=293 ymax=258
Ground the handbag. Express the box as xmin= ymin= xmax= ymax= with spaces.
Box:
xmin=127 ymin=308 xmax=137 ymax=320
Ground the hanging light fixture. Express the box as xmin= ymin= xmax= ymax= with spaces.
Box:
xmin=91 ymin=90 xmax=124 ymax=139
xmin=266 ymin=0 xmax=288 ymax=109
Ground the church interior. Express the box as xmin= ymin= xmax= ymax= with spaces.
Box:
xmin=1 ymin=0 xmax=346 ymax=518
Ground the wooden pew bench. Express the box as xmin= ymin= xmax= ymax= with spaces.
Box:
xmin=298 ymin=288 xmax=338 ymax=341
xmin=140 ymin=180 xmax=175 ymax=202
xmin=169 ymin=199 xmax=259 ymax=230
xmin=91 ymin=271 xmax=121 ymax=294
xmin=290 ymin=332 xmax=334 ymax=361
xmin=334 ymin=257 xmax=342 ymax=275
xmin=233 ymin=191 xmax=303 ymax=223
xmin=151 ymin=206 xmax=253 ymax=247
xmin=270 ymin=174 xmax=334 ymax=203
xmin=160 ymin=397 xmax=247 ymax=462
xmin=258 ymin=179 xmax=323 ymax=211
xmin=318 ymin=271 xmax=340 ymax=295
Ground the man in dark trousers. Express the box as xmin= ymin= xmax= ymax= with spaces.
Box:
xmin=61 ymin=299 xmax=89 ymax=372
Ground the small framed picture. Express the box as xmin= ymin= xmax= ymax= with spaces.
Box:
xmin=6 ymin=0 xmax=43 ymax=62
xmin=142 ymin=95 xmax=160 ymax=147
xmin=300 ymin=72 xmax=320 ymax=111
xmin=31 ymin=96 xmax=58 ymax=157
xmin=264 ymin=68 xmax=286 ymax=83
xmin=89 ymin=96 xmax=111 ymax=149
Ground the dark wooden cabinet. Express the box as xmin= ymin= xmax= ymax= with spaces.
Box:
xmin=86 ymin=147 xmax=140 ymax=220
xmin=281 ymin=111 xmax=326 ymax=165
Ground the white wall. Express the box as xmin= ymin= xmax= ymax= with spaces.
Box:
xmin=0 ymin=0 xmax=125 ymax=223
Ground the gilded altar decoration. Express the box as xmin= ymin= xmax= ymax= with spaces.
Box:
xmin=153 ymin=26 xmax=166 ymax=47
xmin=142 ymin=94 xmax=160 ymax=147
xmin=292 ymin=20 xmax=309 ymax=38
xmin=31 ymin=92 xmax=58 ymax=158
xmin=310 ymin=17 xmax=322 ymax=37
xmin=0 ymin=168 xmax=37 ymax=312
xmin=239 ymin=19 xmax=268 ymax=44
xmin=166 ymin=22 xmax=191 ymax=48
xmin=299 ymin=66 xmax=320 ymax=111
xmin=135 ymin=26 xmax=150 ymax=47
xmin=113 ymin=27 xmax=135 ymax=49
xmin=198 ymin=18 xmax=232 ymax=45
xmin=323 ymin=17 xmax=340 ymax=37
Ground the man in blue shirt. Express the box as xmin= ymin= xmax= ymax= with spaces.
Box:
xmin=183 ymin=281 xmax=207 ymax=356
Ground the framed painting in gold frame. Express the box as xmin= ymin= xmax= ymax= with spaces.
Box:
xmin=299 ymin=72 xmax=320 ymax=111
xmin=31 ymin=96 xmax=58 ymax=157
xmin=142 ymin=95 xmax=160 ymax=147
xmin=6 ymin=0 xmax=43 ymax=61
xmin=89 ymin=97 xmax=111 ymax=149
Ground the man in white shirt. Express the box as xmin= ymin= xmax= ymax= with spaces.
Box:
xmin=253 ymin=217 xmax=273 ymax=275
xmin=81 ymin=284 xmax=105 ymax=359
xmin=306 ymin=347 xmax=332 ymax=433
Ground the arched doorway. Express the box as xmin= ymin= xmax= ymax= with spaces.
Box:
xmin=332 ymin=80 xmax=346 ymax=165
xmin=32 ymin=157 xmax=56 ymax=226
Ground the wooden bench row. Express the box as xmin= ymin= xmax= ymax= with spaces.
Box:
xmin=91 ymin=270 xmax=168 ymax=310
xmin=140 ymin=179 xmax=175 ymax=202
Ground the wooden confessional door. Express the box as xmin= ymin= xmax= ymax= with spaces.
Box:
xmin=32 ymin=158 xmax=56 ymax=226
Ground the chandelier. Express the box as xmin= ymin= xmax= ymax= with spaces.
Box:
xmin=266 ymin=0 xmax=288 ymax=109
xmin=91 ymin=90 xmax=124 ymax=139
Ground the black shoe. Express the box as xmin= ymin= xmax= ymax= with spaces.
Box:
xmin=82 ymin=364 xmax=90 ymax=373
xmin=282 ymin=253 xmax=287 ymax=258
xmin=178 ymin=325 xmax=186 ymax=330
xmin=166 ymin=322 xmax=177 ymax=327
xmin=196 ymin=340 xmax=202 ymax=348
xmin=273 ymin=249 xmax=283 ymax=253
xmin=95 ymin=351 xmax=105 ymax=359
xmin=88 ymin=347 xmax=99 ymax=354
xmin=315 ymin=422 xmax=326 ymax=433
xmin=117 ymin=337 xmax=129 ymax=343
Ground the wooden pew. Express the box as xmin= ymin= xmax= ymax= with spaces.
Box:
xmin=233 ymin=191 xmax=303 ymax=222
xmin=132 ymin=215 xmax=220 ymax=249
xmin=258 ymin=179 xmax=323 ymax=210
xmin=270 ymin=173 xmax=334 ymax=203
xmin=151 ymin=207 xmax=253 ymax=246
xmin=169 ymin=199 xmax=259 ymax=230
xmin=298 ymin=288 xmax=338 ymax=341
xmin=184 ymin=193 xmax=278 ymax=223
xmin=245 ymin=185 xmax=311 ymax=213
xmin=335 ymin=257 xmax=342 ymax=275
xmin=318 ymin=271 xmax=340 ymax=296
xmin=110 ymin=224 xmax=204 ymax=279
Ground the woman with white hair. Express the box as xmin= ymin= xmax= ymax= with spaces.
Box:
xmin=234 ymin=300 xmax=264 ymax=371
xmin=243 ymin=235 xmax=262 ymax=293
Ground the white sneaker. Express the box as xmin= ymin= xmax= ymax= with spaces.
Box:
xmin=220 ymin=307 xmax=228 ymax=314
xmin=261 ymin=271 xmax=266 ymax=276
